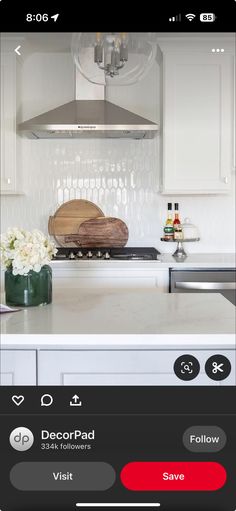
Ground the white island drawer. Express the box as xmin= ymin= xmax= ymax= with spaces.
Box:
xmin=38 ymin=349 xmax=235 ymax=386
xmin=0 ymin=350 xmax=37 ymax=385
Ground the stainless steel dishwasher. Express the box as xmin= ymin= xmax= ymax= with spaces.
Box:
xmin=169 ymin=269 xmax=236 ymax=305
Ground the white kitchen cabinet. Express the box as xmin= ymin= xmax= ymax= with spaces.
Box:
xmin=0 ymin=350 xmax=37 ymax=385
xmin=0 ymin=37 xmax=23 ymax=195
xmin=38 ymin=349 xmax=235 ymax=385
xmin=160 ymin=41 xmax=234 ymax=194
xmin=51 ymin=266 xmax=169 ymax=292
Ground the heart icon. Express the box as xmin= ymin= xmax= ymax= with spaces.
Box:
xmin=12 ymin=395 xmax=24 ymax=406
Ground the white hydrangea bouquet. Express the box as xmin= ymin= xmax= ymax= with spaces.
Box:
xmin=0 ymin=227 xmax=57 ymax=276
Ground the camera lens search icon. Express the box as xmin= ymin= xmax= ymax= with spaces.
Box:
xmin=174 ymin=354 xmax=200 ymax=381
xmin=41 ymin=394 xmax=53 ymax=407
xmin=10 ymin=427 xmax=34 ymax=452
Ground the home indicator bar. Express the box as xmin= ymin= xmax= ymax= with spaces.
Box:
xmin=76 ymin=505 xmax=161 ymax=508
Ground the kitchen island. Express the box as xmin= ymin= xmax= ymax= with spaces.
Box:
xmin=1 ymin=289 xmax=235 ymax=386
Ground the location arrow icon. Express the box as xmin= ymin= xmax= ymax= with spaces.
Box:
xmin=51 ymin=13 xmax=59 ymax=22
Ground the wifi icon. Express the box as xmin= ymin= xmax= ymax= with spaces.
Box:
xmin=185 ymin=13 xmax=196 ymax=21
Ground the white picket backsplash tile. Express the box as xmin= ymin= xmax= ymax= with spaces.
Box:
xmin=1 ymin=137 xmax=235 ymax=253
xmin=1 ymin=138 xmax=160 ymax=244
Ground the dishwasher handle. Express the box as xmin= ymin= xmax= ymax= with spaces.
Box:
xmin=175 ymin=281 xmax=236 ymax=291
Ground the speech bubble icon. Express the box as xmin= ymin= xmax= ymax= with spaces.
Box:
xmin=41 ymin=394 xmax=53 ymax=407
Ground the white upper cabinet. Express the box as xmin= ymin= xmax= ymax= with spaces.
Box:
xmin=0 ymin=37 xmax=23 ymax=195
xmin=160 ymin=37 xmax=235 ymax=194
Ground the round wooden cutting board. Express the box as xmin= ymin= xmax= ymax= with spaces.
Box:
xmin=48 ymin=199 xmax=105 ymax=247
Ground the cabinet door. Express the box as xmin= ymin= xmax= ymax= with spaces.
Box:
xmin=0 ymin=350 xmax=37 ymax=385
xmin=51 ymin=268 xmax=169 ymax=292
xmin=162 ymin=53 xmax=233 ymax=194
xmin=0 ymin=37 xmax=22 ymax=195
xmin=38 ymin=350 xmax=235 ymax=385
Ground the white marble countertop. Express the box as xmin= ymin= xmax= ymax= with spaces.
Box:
xmin=50 ymin=253 xmax=236 ymax=270
xmin=160 ymin=253 xmax=236 ymax=268
xmin=1 ymin=289 xmax=235 ymax=349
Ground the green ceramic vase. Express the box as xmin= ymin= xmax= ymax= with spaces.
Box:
xmin=5 ymin=265 xmax=52 ymax=307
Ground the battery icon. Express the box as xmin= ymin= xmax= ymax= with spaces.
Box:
xmin=200 ymin=13 xmax=216 ymax=22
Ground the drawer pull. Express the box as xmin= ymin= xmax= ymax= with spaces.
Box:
xmin=175 ymin=281 xmax=236 ymax=291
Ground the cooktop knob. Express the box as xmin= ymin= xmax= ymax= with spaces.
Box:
xmin=96 ymin=250 xmax=103 ymax=258
xmin=104 ymin=251 xmax=111 ymax=260
xmin=87 ymin=250 xmax=93 ymax=258
xmin=69 ymin=252 xmax=76 ymax=260
xmin=77 ymin=251 xmax=83 ymax=258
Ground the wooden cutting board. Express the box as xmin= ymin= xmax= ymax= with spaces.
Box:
xmin=65 ymin=217 xmax=129 ymax=248
xmin=48 ymin=199 xmax=105 ymax=247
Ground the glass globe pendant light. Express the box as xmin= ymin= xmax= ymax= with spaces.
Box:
xmin=71 ymin=32 xmax=157 ymax=86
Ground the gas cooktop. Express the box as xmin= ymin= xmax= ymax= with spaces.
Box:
xmin=53 ymin=247 xmax=161 ymax=261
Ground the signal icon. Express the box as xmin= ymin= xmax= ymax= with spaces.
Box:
xmin=185 ymin=13 xmax=196 ymax=21
xmin=169 ymin=13 xmax=181 ymax=22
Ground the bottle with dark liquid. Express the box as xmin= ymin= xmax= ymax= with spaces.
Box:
xmin=163 ymin=203 xmax=174 ymax=240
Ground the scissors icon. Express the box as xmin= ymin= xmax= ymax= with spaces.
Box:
xmin=212 ymin=362 xmax=224 ymax=374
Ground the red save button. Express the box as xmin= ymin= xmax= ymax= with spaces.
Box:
xmin=120 ymin=462 xmax=226 ymax=491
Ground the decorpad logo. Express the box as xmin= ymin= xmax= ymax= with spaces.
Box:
xmin=9 ymin=427 xmax=34 ymax=451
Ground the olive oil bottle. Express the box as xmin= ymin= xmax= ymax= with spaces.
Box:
xmin=163 ymin=203 xmax=174 ymax=240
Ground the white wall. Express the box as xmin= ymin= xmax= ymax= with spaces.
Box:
xmin=1 ymin=46 xmax=235 ymax=254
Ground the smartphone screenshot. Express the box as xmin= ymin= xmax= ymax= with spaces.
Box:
xmin=0 ymin=0 xmax=235 ymax=509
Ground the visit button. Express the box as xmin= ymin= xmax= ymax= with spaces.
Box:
xmin=120 ymin=462 xmax=226 ymax=491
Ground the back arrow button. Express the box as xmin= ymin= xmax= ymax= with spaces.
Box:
xmin=14 ymin=45 xmax=21 ymax=56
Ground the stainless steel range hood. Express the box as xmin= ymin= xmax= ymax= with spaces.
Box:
xmin=18 ymin=68 xmax=158 ymax=139
xmin=18 ymin=100 xmax=158 ymax=139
